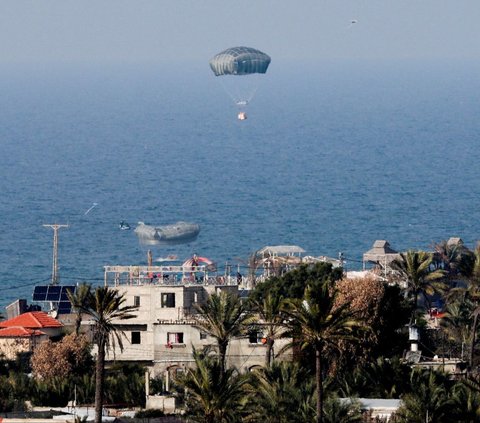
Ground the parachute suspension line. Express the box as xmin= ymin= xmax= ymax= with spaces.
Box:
xmin=218 ymin=77 xmax=242 ymax=106
xmin=217 ymin=74 xmax=262 ymax=109
xmin=244 ymin=82 xmax=259 ymax=105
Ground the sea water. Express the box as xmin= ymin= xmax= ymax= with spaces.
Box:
xmin=0 ymin=59 xmax=479 ymax=309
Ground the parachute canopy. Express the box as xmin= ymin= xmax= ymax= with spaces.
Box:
xmin=209 ymin=46 xmax=271 ymax=77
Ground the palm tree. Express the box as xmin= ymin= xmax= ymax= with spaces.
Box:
xmin=391 ymin=250 xmax=445 ymax=319
xmin=448 ymin=380 xmax=480 ymax=423
xmin=193 ymin=291 xmax=254 ymax=373
xmin=249 ymin=291 xmax=285 ymax=367
xmin=281 ymin=282 xmax=362 ymax=423
xmin=433 ymin=239 xmax=471 ymax=279
xmin=336 ymin=357 xmax=412 ymax=400
xmin=322 ymin=396 xmax=363 ymax=423
xmin=463 ymin=245 xmax=480 ymax=369
xmin=78 ymin=286 xmax=138 ymax=423
xmin=178 ymin=348 xmax=249 ymax=423
xmin=67 ymin=282 xmax=92 ymax=336
xmin=440 ymin=302 xmax=471 ymax=361
xmin=246 ymin=361 xmax=315 ymax=423
xmin=395 ymin=369 xmax=452 ymax=423
xmin=445 ymin=244 xmax=480 ymax=368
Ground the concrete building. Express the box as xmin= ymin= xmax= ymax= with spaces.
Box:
xmin=94 ymin=264 xmax=290 ymax=380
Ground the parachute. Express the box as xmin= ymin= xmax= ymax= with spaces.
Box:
xmin=209 ymin=46 xmax=271 ymax=119
xmin=209 ymin=46 xmax=271 ymax=76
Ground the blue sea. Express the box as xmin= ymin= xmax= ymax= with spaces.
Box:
xmin=1 ymin=59 xmax=480 ymax=310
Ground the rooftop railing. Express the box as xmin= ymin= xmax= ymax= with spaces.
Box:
xmin=103 ymin=265 xmax=241 ymax=287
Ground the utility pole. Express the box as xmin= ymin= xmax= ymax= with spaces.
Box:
xmin=43 ymin=224 xmax=68 ymax=285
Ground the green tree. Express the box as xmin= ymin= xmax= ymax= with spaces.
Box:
xmin=395 ymin=369 xmax=452 ymax=423
xmin=322 ymin=396 xmax=363 ymax=423
xmin=105 ymin=363 xmax=146 ymax=407
xmin=251 ymin=262 xmax=343 ymax=302
xmin=31 ymin=376 xmax=70 ymax=407
xmin=0 ymin=375 xmax=20 ymax=412
xmin=193 ymin=291 xmax=254 ymax=373
xmin=390 ymin=250 xmax=445 ymax=319
xmin=372 ymin=284 xmax=411 ymax=358
xmin=248 ymin=291 xmax=285 ymax=367
xmin=335 ymin=357 xmax=411 ymax=400
xmin=445 ymin=244 xmax=480 ymax=368
xmin=463 ymin=245 xmax=480 ymax=369
xmin=440 ymin=302 xmax=471 ymax=361
xmin=67 ymin=282 xmax=92 ymax=336
xmin=178 ymin=348 xmax=248 ymax=423
xmin=448 ymin=379 xmax=480 ymax=423
xmin=77 ymin=286 xmax=138 ymax=423
xmin=75 ymin=373 xmax=96 ymax=405
xmin=246 ymin=361 xmax=315 ymax=423
xmin=282 ymin=282 xmax=362 ymax=423
xmin=433 ymin=239 xmax=473 ymax=280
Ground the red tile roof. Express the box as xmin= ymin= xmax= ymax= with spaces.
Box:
xmin=0 ymin=311 xmax=63 ymax=329
xmin=0 ymin=327 xmax=45 ymax=337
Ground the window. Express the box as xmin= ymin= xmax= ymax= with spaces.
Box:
xmin=248 ymin=330 xmax=264 ymax=344
xmin=134 ymin=296 xmax=141 ymax=307
xmin=167 ymin=332 xmax=184 ymax=344
xmin=200 ymin=331 xmax=207 ymax=340
xmin=161 ymin=293 xmax=175 ymax=308
xmin=131 ymin=331 xmax=141 ymax=344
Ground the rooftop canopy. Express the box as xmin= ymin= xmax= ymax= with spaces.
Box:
xmin=257 ymin=245 xmax=306 ymax=257
xmin=363 ymin=240 xmax=400 ymax=265
xmin=447 ymin=237 xmax=464 ymax=246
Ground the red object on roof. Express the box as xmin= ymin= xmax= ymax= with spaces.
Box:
xmin=182 ymin=255 xmax=213 ymax=267
xmin=0 ymin=327 xmax=45 ymax=337
xmin=0 ymin=311 xmax=62 ymax=329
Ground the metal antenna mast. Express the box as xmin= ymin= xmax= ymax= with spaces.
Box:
xmin=43 ymin=224 xmax=69 ymax=285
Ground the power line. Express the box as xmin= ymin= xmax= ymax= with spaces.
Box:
xmin=3 ymin=278 xmax=51 ymax=291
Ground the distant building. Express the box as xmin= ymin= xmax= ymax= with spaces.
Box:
xmin=447 ymin=237 xmax=464 ymax=247
xmin=0 ymin=311 xmax=63 ymax=359
xmin=363 ymin=240 xmax=401 ymax=277
xmin=356 ymin=399 xmax=401 ymax=421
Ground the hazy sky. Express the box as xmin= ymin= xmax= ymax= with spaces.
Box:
xmin=0 ymin=1 xmax=479 ymax=64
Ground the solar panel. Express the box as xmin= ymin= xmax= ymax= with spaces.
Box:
xmin=60 ymin=286 xmax=76 ymax=300
xmin=46 ymin=285 xmax=62 ymax=301
xmin=57 ymin=301 xmax=72 ymax=314
xmin=33 ymin=286 xmax=48 ymax=301
xmin=33 ymin=285 xmax=76 ymax=314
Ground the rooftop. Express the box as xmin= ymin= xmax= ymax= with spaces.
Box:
xmin=0 ymin=326 xmax=45 ymax=337
xmin=0 ymin=311 xmax=63 ymax=329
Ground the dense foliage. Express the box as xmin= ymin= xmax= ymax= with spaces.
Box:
xmin=250 ymin=262 xmax=343 ymax=301
xmin=5 ymin=240 xmax=480 ymax=421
